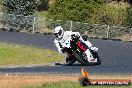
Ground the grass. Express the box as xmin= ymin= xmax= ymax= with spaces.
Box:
xmin=0 ymin=43 xmax=64 ymax=66
xmin=24 ymin=81 xmax=132 ymax=88
xmin=35 ymin=11 xmax=48 ymax=18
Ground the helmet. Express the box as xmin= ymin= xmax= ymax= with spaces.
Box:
xmin=54 ymin=26 xmax=64 ymax=38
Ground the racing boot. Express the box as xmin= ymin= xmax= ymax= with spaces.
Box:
xmin=66 ymin=58 xmax=76 ymax=65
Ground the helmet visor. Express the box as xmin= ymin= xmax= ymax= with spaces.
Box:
xmin=54 ymin=30 xmax=62 ymax=38
xmin=55 ymin=33 xmax=59 ymax=38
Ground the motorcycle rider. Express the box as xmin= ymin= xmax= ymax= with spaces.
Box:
xmin=54 ymin=26 xmax=98 ymax=64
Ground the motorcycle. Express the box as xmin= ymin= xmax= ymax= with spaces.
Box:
xmin=61 ymin=34 xmax=101 ymax=66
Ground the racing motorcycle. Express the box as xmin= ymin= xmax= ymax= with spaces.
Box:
xmin=61 ymin=34 xmax=101 ymax=66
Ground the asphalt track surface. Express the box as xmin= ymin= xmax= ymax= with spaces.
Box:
xmin=0 ymin=31 xmax=132 ymax=74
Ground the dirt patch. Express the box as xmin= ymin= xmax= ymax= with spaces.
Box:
xmin=0 ymin=74 xmax=131 ymax=88
xmin=0 ymin=74 xmax=78 ymax=88
xmin=116 ymin=34 xmax=132 ymax=41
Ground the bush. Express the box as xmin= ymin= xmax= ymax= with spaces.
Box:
xmin=124 ymin=7 xmax=132 ymax=27
xmin=47 ymin=0 xmax=102 ymax=24
xmin=2 ymin=0 xmax=37 ymax=30
xmin=47 ymin=0 xmax=127 ymax=26
xmin=97 ymin=5 xmax=126 ymax=26
xmin=3 ymin=0 xmax=37 ymax=15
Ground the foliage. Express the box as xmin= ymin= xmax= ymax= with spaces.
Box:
xmin=47 ymin=0 xmax=102 ymax=24
xmin=47 ymin=0 xmax=127 ymax=26
xmin=124 ymin=7 xmax=132 ymax=27
xmin=2 ymin=14 xmax=34 ymax=30
xmin=3 ymin=0 xmax=37 ymax=15
xmin=94 ymin=0 xmax=104 ymax=4
xmin=46 ymin=1 xmax=128 ymax=35
xmin=97 ymin=5 xmax=126 ymax=26
xmin=2 ymin=0 xmax=37 ymax=30
xmin=37 ymin=0 xmax=49 ymax=11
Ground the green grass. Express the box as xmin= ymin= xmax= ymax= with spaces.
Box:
xmin=35 ymin=11 xmax=48 ymax=18
xmin=24 ymin=81 xmax=132 ymax=88
xmin=0 ymin=43 xmax=64 ymax=66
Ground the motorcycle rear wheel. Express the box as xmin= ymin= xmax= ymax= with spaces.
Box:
xmin=73 ymin=51 xmax=101 ymax=66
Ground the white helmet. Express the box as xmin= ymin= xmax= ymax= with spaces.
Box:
xmin=54 ymin=26 xmax=64 ymax=38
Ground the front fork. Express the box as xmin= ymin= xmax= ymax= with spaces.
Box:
xmin=78 ymin=48 xmax=97 ymax=63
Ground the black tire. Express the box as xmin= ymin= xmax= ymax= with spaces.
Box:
xmin=65 ymin=58 xmax=76 ymax=65
xmin=92 ymin=52 xmax=101 ymax=65
xmin=73 ymin=51 xmax=90 ymax=66
xmin=73 ymin=51 xmax=101 ymax=66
